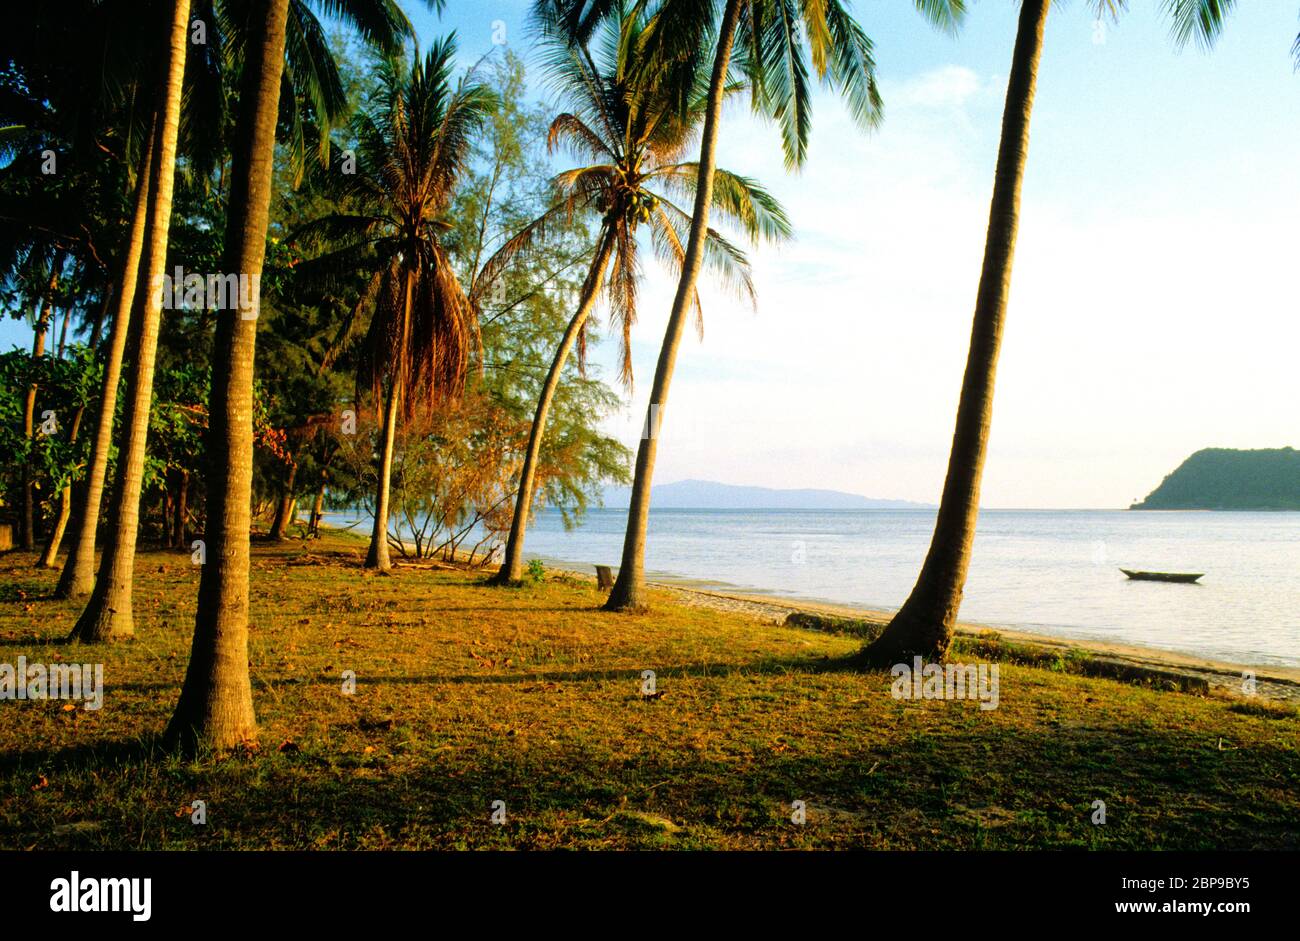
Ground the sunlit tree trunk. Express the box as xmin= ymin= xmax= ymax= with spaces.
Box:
xmin=42 ymin=288 xmax=112 ymax=568
xmin=308 ymin=480 xmax=326 ymax=537
xmin=70 ymin=0 xmax=190 ymax=641
xmin=38 ymin=404 xmax=88 ymax=568
xmin=269 ymin=462 xmax=297 ymax=540
xmin=491 ymin=231 xmax=614 ymax=584
xmin=605 ymin=0 xmax=742 ymax=611
xmin=21 ymin=270 xmax=59 ymax=551
xmin=859 ymin=0 xmax=1049 ymax=666
xmin=366 ymin=266 xmax=413 ymax=572
xmin=165 ymin=0 xmax=290 ymax=751
xmin=57 ymin=130 xmax=156 ymax=599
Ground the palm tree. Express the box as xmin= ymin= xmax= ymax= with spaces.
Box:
xmin=294 ymin=39 xmax=493 ymax=572
xmin=163 ymin=0 xmax=444 ymax=752
xmin=163 ymin=0 xmax=293 ymax=750
xmin=859 ymin=0 xmax=1237 ymax=665
xmin=542 ymin=0 xmax=966 ymax=611
xmin=55 ymin=128 xmax=155 ymax=597
xmin=487 ymin=3 xmax=791 ymax=584
xmin=68 ymin=0 xmax=192 ymax=643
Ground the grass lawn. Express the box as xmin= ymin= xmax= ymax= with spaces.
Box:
xmin=1 ymin=531 xmax=1297 ymax=850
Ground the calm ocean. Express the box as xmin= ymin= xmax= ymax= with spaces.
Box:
xmin=513 ymin=508 xmax=1300 ymax=669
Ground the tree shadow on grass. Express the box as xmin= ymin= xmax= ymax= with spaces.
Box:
xmin=98 ymin=652 xmax=868 ymax=695
xmin=11 ymin=716 xmax=1296 ymax=850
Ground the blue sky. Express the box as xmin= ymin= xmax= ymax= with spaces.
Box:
xmin=5 ymin=1 xmax=1297 ymax=507
xmin=424 ymin=1 xmax=1300 ymax=508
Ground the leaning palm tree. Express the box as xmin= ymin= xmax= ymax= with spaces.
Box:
xmin=487 ymin=3 xmax=791 ymax=584
xmin=68 ymin=0 xmax=192 ymax=642
xmin=296 ymin=38 xmax=493 ymax=572
xmin=859 ymin=0 xmax=1237 ymax=665
xmin=533 ymin=0 xmax=965 ymax=611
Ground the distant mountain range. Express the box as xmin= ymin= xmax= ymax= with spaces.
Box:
xmin=1131 ymin=447 xmax=1300 ymax=510
xmin=600 ymin=478 xmax=930 ymax=510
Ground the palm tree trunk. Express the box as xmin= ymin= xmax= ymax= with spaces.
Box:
xmin=491 ymin=230 xmax=615 ymax=584
xmin=44 ymin=287 xmax=113 ymax=569
xmin=69 ymin=0 xmax=190 ymax=642
xmin=172 ymin=468 xmax=188 ymax=549
xmin=269 ymin=462 xmax=297 ymax=540
xmin=308 ymin=480 xmax=325 ymax=537
xmin=366 ymin=266 xmax=414 ymax=571
xmin=604 ymin=0 xmax=743 ymax=611
xmin=165 ymin=0 xmax=290 ymax=751
xmin=366 ymin=375 xmax=402 ymax=570
xmin=21 ymin=273 xmax=58 ymax=551
xmin=858 ymin=0 xmax=1050 ymax=666
xmin=57 ymin=130 xmax=156 ymax=599
xmin=38 ymin=402 xmax=88 ymax=568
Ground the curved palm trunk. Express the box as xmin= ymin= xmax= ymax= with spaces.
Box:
xmin=605 ymin=0 xmax=743 ymax=611
xmin=171 ymin=468 xmax=189 ymax=548
xmin=70 ymin=0 xmax=190 ymax=642
xmin=269 ymin=462 xmax=297 ymax=540
xmin=57 ymin=131 xmax=156 ymax=599
xmin=859 ymin=0 xmax=1049 ymax=666
xmin=366 ymin=375 xmax=402 ymax=570
xmin=20 ymin=283 xmax=56 ymax=551
xmin=38 ymin=403 xmax=88 ymax=568
xmin=308 ymin=479 xmax=326 ymax=537
xmin=366 ymin=267 xmax=414 ymax=572
xmin=165 ymin=0 xmax=290 ymax=751
xmin=491 ymin=231 xmax=615 ymax=584
xmin=42 ymin=289 xmax=112 ymax=568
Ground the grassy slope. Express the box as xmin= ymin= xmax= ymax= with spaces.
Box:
xmin=1 ymin=531 xmax=1296 ymax=850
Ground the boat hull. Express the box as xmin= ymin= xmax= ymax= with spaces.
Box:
xmin=1120 ymin=569 xmax=1203 ymax=584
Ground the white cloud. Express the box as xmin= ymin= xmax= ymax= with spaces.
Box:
xmin=890 ymin=65 xmax=982 ymax=109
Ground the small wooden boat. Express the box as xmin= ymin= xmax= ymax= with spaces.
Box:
xmin=1120 ymin=569 xmax=1203 ymax=584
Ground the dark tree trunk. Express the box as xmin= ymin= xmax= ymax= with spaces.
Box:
xmin=21 ymin=273 xmax=58 ymax=551
xmin=173 ymin=469 xmax=189 ymax=549
xmin=269 ymin=462 xmax=297 ymax=540
xmin=308 ymin=481 xmax=325 ymax=538
xmin=858 ymin=0 xmax=1050 ymax=667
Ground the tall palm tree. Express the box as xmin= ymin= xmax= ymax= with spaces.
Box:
xmin=68 ymin=0 xmax=192 ymax=643
xmin=295 ymin=37 xmax=491 ymax=572
xmin=55 ymin=128 xmax=155 ymax=598
xmin=859 ymin=0 xmax=1237 ymax=665
xmin=163 ymin=0 xmax=293 ymax=750
xmin=543 ymin=0 xmax=966 ymax=611
xmin=162 ymin=0 xmax=444 ymax=752
xmin=487 ymin=3 xmax=790 ymax=584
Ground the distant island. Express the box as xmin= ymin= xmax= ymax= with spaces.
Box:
xmin=601 ymin=478 xmax=930 ymax=510
xmin=1131 ymin=447 xmax=1300 ymax=510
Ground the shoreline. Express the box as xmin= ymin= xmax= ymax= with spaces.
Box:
xmin=530 ymin=555 xmax=1300 ymax=704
